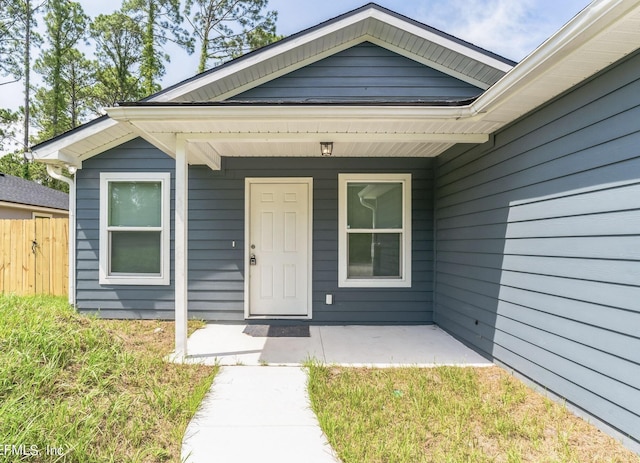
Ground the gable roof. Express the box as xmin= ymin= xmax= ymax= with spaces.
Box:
xmin=31 ymin=0 xmax=640 ymax=167
xmin=0 ymin=173 xmax=69 ymax=211
xmin=152 ymin=3 xmax=514 ymax=103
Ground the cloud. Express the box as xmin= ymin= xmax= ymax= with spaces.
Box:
xmin=417 ymin=0 xmax=573 ymax=61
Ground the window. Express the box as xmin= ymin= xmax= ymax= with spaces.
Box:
xmin=99 ymin=172 xmax=170 ymax=285
xmin=338 ymin=173 xmax=411 ymax=288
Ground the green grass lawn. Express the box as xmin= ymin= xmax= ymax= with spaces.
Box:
xmin=0 ymin=295 xmax=217 ymax=463
xmin=307 ymin=363 xmax=640 ymax=463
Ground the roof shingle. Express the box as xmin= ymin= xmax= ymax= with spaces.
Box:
xmin=0 ymin=173 xmax=69 ymax=211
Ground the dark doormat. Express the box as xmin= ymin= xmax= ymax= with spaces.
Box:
xmin=243 ymin=325 xmax=310 ymax=337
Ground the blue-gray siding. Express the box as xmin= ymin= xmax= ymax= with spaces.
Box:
xmin=434 ymin=51 xmax=640 ymax=444
xmin=76 ymin=139 xmax=176 ymax=318
xmin=76 ymin=150 xmax=434 ymax=324
xmin=230 ymin=42 xmax=482 ymax=102
xmin=190 ymin=157 xmax=434 ymax=323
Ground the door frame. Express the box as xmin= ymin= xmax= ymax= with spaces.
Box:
xmin=244 ymin=177 xmax=313 ymax=319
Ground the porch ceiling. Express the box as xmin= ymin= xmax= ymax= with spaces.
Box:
xmin=106 ymin=104 xmax=496 ymax=168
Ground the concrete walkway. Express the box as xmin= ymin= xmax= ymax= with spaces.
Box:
xmin=181 ymin=366 xmax=340 ymax=463
xmin=178 ymin=325 xmax=493 ymax=463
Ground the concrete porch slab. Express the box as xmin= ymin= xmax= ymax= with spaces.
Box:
xmin=178 ymin=324 xmax=492 ymax=367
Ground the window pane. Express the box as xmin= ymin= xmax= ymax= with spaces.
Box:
xmin=347 ymin=183 xmax=402 ymax=229
xmin=111 ymin=231 xmax=161 ymax=274
xmin=109 ymin=181 xmax=161 ymax=227
xmin=348 ymin=233 xmax=401 ymax=278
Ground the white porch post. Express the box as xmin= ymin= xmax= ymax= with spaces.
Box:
xmin=175 ymin=136 xmax=189 ymax=357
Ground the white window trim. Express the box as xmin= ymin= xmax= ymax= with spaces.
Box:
xmin=338 ymin=173 xmax=412 ymax=288
xmin=99 ymin=172 xmax=171 ymax=285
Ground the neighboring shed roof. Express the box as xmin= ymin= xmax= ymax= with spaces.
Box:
xmin=0 ymin=173 xmax=69 ymax=211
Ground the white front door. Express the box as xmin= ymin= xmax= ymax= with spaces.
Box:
xmin=246 ymin=179 xmax=312 ymax=317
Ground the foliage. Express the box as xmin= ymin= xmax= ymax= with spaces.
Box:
xmin=89 ymin=12 xmax=146 ymax=107
xmin=33 ymin=48 xmax=98 ymax=142
xmin=0 ymin=152 xmax=70 ymax=192
xmin=0 ymin=0 xmax=41 ymax=84
xmin=122 ymin=0 xmax=194 ymax=96
xmin=0 ymin=108 xmax=19 ymax=151
xmin=185 ymin=0 xmax=280 ymax=72
xmin=307 ymin=363 xmax=640 ymax=463
xmin=0 ymin=0 xmax=44 ymax=156
xmin=1 ymin=0 xmax=283 ymax=163
xmin=32 ymin=0 xmax=90 ymax=138
xmin=0 ymin=294 xmax=217 ymax=462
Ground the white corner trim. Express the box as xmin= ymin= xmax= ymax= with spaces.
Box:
xmin=99 ymin=172 xmax=171 ymax=286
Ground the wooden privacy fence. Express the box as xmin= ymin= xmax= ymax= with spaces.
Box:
xmin=0 ymin=218 xmax=69 ymax=297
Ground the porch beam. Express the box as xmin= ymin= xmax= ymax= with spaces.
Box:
xmin=180 ymin=132 xmax=489 ymax=144
xmin=174 ymin=135 xmax=189 ymax=358
xmin=107 ymin=105 xmax=478 ymax=121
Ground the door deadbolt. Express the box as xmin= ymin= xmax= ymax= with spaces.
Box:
xmin=250 ymin=254 xmax=257 ymax=266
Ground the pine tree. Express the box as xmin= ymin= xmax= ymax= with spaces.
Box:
xmin=185 ymin=0 xmax=280 ymax=73
xmin=90 ymin=12 xmax=146 ymax=107
xmin=122 ymin=0 xmax=193 ymax=96
xmin=33 ymin=0 xmax=89 ymax=137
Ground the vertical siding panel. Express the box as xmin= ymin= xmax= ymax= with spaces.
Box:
xmin=434 ymin=52 xmax=640 ymax=444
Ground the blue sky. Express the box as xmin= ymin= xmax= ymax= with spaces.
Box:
xmin=2 ymin=0 xmax=591 ymax=112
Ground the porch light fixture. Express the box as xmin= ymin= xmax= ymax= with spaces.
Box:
xmin=320 ymin=142 xmax=333 ymax=156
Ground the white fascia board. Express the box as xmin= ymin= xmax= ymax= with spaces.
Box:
xmin=31 ymin=118 xmax=120 ymax=164
xmin=35 ymin=150 xmax=81 ymax=168
xmin=471 ymin=0 xmax=640 ymax=115
xmin=107 ymin=105 xmax=475 ymax=122
xmin=182 ymin=132 xmax=489 ymax=144
xmin=366 ymin=10 xmax=514 ymax=73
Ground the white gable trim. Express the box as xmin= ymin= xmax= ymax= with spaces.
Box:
xmin=152 ymin=6 xmax=510 ymax=103
xmin=365 ymin=9 xmax=513 ymax=72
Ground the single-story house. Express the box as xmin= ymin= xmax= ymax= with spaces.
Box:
xmin=0 ymin=172 xmax=69 ymax=219
xmin=32 ymin=1 xmax=639 ymax=451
